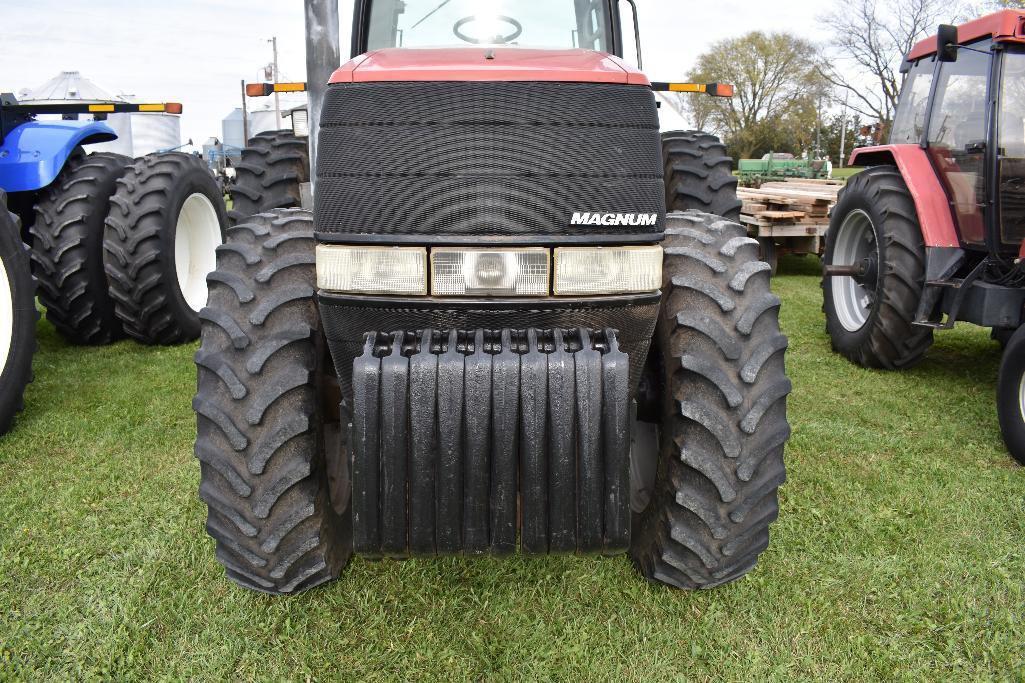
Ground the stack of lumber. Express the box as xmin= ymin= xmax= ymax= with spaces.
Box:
xmin=737 ymin=178 xmax=842 ymax=236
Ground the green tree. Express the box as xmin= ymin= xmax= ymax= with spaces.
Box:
xmin=681 ymin=32 xmax=830 ymax=161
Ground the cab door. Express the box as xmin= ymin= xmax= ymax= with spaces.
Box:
xmin=925 ymin=41 xmax=993 ymax=246
xmin=997 ymin=48 xmax=1025 ymax=251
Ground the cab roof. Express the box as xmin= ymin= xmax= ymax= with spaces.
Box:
xmin=908 ymin=9 xmax=1025 ymax=61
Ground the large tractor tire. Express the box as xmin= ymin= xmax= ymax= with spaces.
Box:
xmin=822 ymin=166 xmax=933 ymax=369
xmin=193 ymin=209 xmax=350 ymax=594
xmin=630 ymin=211 xmax=791 ymax=589
xmin=662 ymin=131 xmax=742 ymax=221
xmin=104 ymin=152 xmax=227 ymax=345
xmin=31 ymin=151 xmax=132 ymax=345
xmin=0 ymin=192 xmax=36 ymax=436
xmin=228 ymin=131 xmax=309 ymax=225
xmin=997 ymin=325 xmax=1025 ymax=466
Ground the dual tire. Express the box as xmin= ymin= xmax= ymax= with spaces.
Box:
xmin=228 ymin=130 xmax=309 ymax=225
xmin=30 ymin=150 xmax=225 ymax=347
xmin=194 ymin=205 xmax=790 ymax=594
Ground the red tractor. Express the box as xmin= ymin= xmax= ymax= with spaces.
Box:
xmin=193 ymin=0 xmax=792 ymax=594
xmin=823 ymin=10 xmax=1025 ymax=465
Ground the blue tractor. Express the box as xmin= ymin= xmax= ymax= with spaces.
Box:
xmin=0 ymin=94 xmax=227 ymax=435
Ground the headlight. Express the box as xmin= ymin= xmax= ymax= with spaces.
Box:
xmin=431 ymin=248 xmax=549 ymax=296
xmin=316 ymin=245 xmax=427 ymax=295
xmin=554 ymin=246 xmax=663 ymax=296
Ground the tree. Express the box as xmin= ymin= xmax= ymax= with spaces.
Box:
xmin=680 ymin=32 xmax=830 ymax=161
xmin=819 ymin=0 xmax=967 ymax=136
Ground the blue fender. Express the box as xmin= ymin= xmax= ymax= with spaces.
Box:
xmin=0 ymin=119 xmax=117 ymax=193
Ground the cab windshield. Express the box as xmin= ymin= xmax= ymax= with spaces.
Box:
xmin=366 ymin=0 xmax=612 ymax=52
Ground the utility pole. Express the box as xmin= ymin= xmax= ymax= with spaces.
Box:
xmin=269 ymin=36 xmax=282 ymax=129
xmin=305 ymin=0 xmax=341 ymax=193
xmin=838 ymin=91 xmax=850 ymax=168
xmin=240 ymin=79 xmax=250 ymax=144
xmin=815 ymin=94 xmax=823 ymax=159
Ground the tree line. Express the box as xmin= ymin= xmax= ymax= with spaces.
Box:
xmin=677 ymin=0 xmax=1017 ymax=163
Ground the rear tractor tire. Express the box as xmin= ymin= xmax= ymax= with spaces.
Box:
xmin=193 ymin=209 xmax=350 ymax=594
xmin=997 ymin=325 xmax=1025 ymax=466
xmin=822 ymin=166 xmax=933 ymax=369
xmin=662 ymin=131 xmax=742 ymax=221
xmin=630 ymin=211 xmax=791 ymax=589
xmin=0 ymin=191 xmax=36 ymax=436
xmin=228 ymin=130 xmax=310 ymax=225
xmin=104 ymin=152 xmax=227 ymax=345
xmin=31 ymin=151 xmax=132 ymax=345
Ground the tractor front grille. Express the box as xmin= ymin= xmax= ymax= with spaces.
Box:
xmin=314 ymin=81 xmax=664 ymax=241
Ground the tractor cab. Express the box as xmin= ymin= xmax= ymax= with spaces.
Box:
xmin=888 ymin=10 xmax=1025 ymax=258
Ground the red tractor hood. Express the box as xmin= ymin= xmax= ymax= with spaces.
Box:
xmin=330 ymin=47 xmax=650 ymax=85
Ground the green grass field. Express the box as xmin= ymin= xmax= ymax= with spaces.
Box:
xmin=1 ymin=256 xmax=1022 ymax=680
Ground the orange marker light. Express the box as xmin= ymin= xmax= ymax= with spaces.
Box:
xmin=246 ymin=83 xmax=272 ymax=97
xmin=164 ymin=102 xmax=184 ymax=115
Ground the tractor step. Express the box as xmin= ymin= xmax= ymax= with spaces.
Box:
xmin=350 ymin=327 xmax=632 ymax=559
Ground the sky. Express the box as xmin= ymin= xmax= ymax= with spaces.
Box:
xmin=1 ymin=0 xmax=833 ymax=147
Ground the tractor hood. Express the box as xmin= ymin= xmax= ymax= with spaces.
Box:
xmin=330 ymin=47 xmax=650 ymax=85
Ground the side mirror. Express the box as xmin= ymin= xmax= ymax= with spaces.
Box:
xmin=938 ymin=24 xmax=959 ymax=62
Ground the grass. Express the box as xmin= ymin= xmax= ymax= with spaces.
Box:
xmin=1 ymin=256 xmax=1023 ymax=680
xmin=831 ymin=166 xmax=863 ymax=181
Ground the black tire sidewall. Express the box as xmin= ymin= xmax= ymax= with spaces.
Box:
xmin=822 ymin=178 xmax=885 ymax=355
xmin=163 ymin=164 xmax=228 ymax=339
xmin=998 ymin=327 xmax=1025 ymax=465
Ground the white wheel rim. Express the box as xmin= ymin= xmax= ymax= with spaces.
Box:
xmin=175 ymin=193 xmax=222 ymax=312
xmin=0 ymin=254 xmax=12 ymax=372
xmin=1019 ymin=371 xmax=1025 ymax=424
xmin=831 ymin=209 xmax=877 ymax=332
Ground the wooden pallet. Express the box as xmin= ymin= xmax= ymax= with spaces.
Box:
xmin=738 ymin=178 xmax=839 ymax=259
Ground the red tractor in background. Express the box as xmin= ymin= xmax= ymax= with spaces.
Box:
xmin=823 ymin=10 xmax=1025 ymax=465
xmin=194 ymin=0 xmax=791 ymax=595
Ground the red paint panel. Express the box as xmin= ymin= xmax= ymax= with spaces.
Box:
xmin=909 ymin=9 xmax=1025 ymax=61
xmin=329 ymin=48 xmax=649 ymax=85
xmin=850 ymin=145 xmax=960 ymax=248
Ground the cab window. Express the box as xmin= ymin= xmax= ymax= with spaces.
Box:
xmin=890 ymin=58 xmax=934 ymax=144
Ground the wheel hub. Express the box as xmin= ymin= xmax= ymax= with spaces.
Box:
xmin=174 ymin=193 xmax=222 ymax=312
xmin=830 ymin=209 xmax=880 ymax=332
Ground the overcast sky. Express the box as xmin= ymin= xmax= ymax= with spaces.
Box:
xmin=1 ymin=0 xmax=834 ymax=146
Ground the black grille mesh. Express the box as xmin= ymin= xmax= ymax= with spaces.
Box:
xmin=316 ymin=81 xmax=664 ymax=239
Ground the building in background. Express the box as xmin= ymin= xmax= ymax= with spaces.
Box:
xmin=18 ymin=71 xmax=182 ymax=157
xmin=221 ymin=93 xmax=307 ymax=154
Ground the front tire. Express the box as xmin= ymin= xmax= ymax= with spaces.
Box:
xmin=104 ymin=152 xmax=226 ymax=345
xmin=997 ymin=326 xmax=1025 ymax=466
xmin=0 ymin=191 xmax=36 ymax=436
xmin=194 ymin=209 xmax=350 ymax=594
xmin=630 ymin=211 xmax=791 ymax=589
xmin=822 ymin=166 xmax=933 ymax=369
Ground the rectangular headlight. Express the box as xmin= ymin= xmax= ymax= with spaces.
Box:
xmin=431 ymin=248 xmax=549 ymax=296
xmin=316 ymin=245 xmax=427 ymax=295
xmin=554 ymin=246 xmax=663 ymax=296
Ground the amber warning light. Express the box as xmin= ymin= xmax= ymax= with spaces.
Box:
xmin=651 ymin=82 xmax=735 ymax=98
xmin=246 ymin=82 xmax=308 ymax=97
